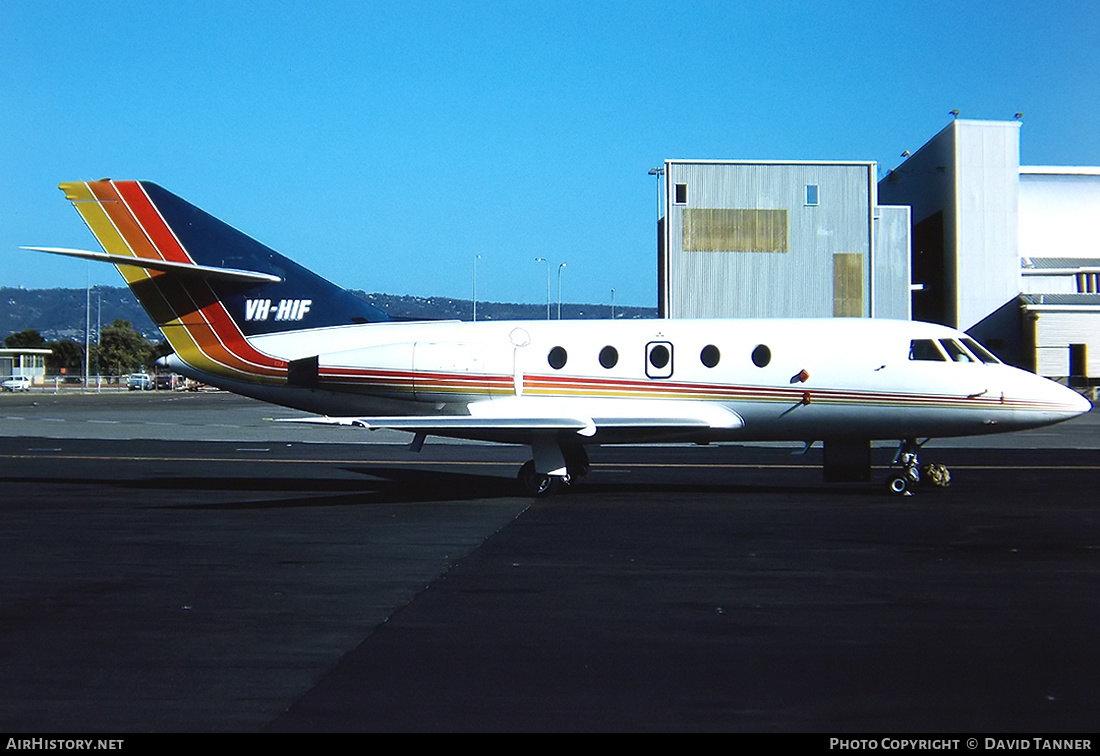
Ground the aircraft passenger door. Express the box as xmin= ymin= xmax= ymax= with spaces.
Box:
xmin=645 ymin=341 xmax=674 ymax=379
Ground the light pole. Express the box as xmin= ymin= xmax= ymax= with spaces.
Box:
xmin=611 ymin=288 xmax=616 ymax=320
xmin=472 ymin=254 xmax=481 ymax=321
xmin=649 ymin=166 xmax=665 ymax=320
xmin=557 ymin=262 xmax=567 ymax=320
xmin=96 ymin=287 xmax=102 ymax=390
xmin=535 ymin=257 xmax=550 ymax=320
xmin=648 ymin=165 xmax=664 ymax=222
xmin=84 ymin=263 xmax=90 ymax=391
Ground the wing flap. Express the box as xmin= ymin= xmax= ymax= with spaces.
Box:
xmin=277 ymin=399 xmax=744 ymax=438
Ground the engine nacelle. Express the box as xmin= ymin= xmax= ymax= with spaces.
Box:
xmin=291 ymin=341 xmax=517 ymax=402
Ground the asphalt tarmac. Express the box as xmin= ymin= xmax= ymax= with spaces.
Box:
xmin=0 ymin=390 xmax=1098 ymax=732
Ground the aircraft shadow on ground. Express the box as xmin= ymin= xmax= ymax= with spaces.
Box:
xmin=0 ymin=463 xmax=890 ymax=509
xmin=0 ymin=468 xmax=518 ymax=509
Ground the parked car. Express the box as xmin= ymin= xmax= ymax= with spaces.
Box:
xmin=1 ymin=376 xmax=31 ymax=392
xmin=126 ymin=373 xmax=153 ymax=391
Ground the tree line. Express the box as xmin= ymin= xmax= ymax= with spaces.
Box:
xmin=3 ymin=320 xmax=172 ymax=377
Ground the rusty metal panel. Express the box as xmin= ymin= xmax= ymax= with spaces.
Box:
xmin=833 ymin=253 xmax=864 ymax=317
xmin=683 ymin=209 xmax=788 ymax=253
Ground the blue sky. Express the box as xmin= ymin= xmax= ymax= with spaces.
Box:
xmin=2 ymin=1 xmax=1098 ymax=308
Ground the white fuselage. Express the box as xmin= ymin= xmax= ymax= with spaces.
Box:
xmin=168 ymin=316 xmax=1091 ymax=445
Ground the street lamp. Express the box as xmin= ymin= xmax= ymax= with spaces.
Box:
xmin=535 ymin=257 xmax=550 ymax=320
xmin=648 ymin=165 xmax=664 ymax=222
xmin=557 ymin=262 xmax=567 ymax=320
xmin=649 ymin=166 xmax=665 ymax=321
xmin=611 ymin=288 xmax=616 ymax=320
xmin=472 ymin=254 xmax=481 ymax=321
xmin=95 ymin=287 xmax=102 ymax=390
xmin=84 ymin=263 xmax=90 ymax=391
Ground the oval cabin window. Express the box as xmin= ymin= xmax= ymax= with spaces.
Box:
xmin=599 ymin=346 xmax=618 ymax=369
xmin=649 ymin=344 xmax=670 ymax=369
xmin=548 ymin=346 xmax=568 ymax=370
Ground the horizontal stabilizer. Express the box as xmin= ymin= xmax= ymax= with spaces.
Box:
xmin=22 ymin=246 xmax=283 ymax=284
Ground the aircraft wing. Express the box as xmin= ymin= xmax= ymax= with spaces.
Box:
xmin=279 ymin=398 xmax=745 ymax=438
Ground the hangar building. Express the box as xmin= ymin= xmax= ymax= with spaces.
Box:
xmin=878 ymin=119 xmax=1100 ymax=378
xmin=658 ymin=160 xmax=912 ymax=321
xmin=658 ymin=121 xmax=1100 ymax=380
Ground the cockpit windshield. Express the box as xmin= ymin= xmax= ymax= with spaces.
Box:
xmin=909 ymin=337 xmax=1002 ymax=365
xmin=909 ymin=339 xmax=946 ymax=361
xmin=961 ymin=337 xmax=1002 ymax=364
xmin=939 ymin=339 xmax=974 ymax=362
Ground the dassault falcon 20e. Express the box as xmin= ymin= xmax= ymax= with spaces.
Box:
xmin=27 ymin=180 xmax=1091 ymax=495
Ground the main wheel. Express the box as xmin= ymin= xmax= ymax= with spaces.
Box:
xmin=517 ymin=460 xmax=563 ymax=497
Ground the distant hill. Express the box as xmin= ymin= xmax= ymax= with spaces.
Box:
xmin=1 ymin=287 xmax=158 ymax=342
xmin=2 ymin=286 xmax=657 ymax=342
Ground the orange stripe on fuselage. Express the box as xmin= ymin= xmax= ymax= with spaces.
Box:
xmin=314 ymin=365 xmax=1072 ymax=413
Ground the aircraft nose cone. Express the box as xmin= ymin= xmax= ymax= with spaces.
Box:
xmin=1066 ymin=386 xmax=1093 ymax=417
xmin=1045 ymin=378 xmax=1093 ymax=419
xmin=1009 ymin=371 xmax=1093 ymax=430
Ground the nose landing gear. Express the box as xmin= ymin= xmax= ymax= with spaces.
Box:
xmin=886 ymin=438 xmax=951 ymax=495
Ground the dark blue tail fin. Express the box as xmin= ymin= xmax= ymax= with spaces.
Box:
xmin=59 ymin=180 xmax=388 ymax=381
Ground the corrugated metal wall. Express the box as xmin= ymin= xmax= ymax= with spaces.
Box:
xmin=1034 ymin=310 xmax=1100 ymax=377
xmin=664 ymin=161 xmax=899 ymax=320
xmin=874 ymin=205 xmax=911 ymax=319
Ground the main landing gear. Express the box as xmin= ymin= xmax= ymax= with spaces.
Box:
xmin=516 ymin=443 xmax=589 ymax=497
xmin=886 ymin=438 xmax=951 ymax=495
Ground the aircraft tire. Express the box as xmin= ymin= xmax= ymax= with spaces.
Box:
xmin=517 ymin=460 xmax=563 ymax=497
xmin=887 ymin=475 xmax=910 ymax=495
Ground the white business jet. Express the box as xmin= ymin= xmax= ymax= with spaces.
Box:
xmin=26 ymin=181 xmax=1091 ymax=496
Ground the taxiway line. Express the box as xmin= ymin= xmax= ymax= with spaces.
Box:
xmin=2 ymin=452 xmax=1099 ymax=472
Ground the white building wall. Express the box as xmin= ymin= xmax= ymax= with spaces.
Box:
xmin=1034 ymin=310 xmax=1100 ymax=377
xmin=1019 ymin=168 xmax=1100 ymax=259
xmin=878 ymin=124 xmax=956 ymax=235
xmin=953 ymin=120 xmax=1021 ymax=332
xmin=873 ymin=205 xmax=911 ymax=319
xmin=1021 ymin=274 xmax=1077 ymax=295
xmin=878 ymin=122 xmax=958 ymax=326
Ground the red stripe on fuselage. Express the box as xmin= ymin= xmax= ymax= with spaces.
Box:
xmin=312 ymin=365 xmax=1070 ymax=412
